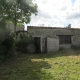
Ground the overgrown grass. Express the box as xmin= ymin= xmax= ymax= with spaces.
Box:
xmin=0 ymin=49 xmax=80 ymax=80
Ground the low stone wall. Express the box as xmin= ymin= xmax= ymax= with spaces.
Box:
xmin=59 ymin=44 xmax=71 ymax=49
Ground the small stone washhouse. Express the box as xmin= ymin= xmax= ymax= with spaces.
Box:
xmin=17 ymin=26 xmax=80 ymax=53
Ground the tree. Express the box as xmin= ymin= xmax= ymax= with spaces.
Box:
xmin=67 ymin=24 xmax=71 ymax=28
xmin=0 ymin=0 xmax=38 ymax=38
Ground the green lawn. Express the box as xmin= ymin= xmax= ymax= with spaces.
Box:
xmin=0 ymin=49 xmax=80 ymax=80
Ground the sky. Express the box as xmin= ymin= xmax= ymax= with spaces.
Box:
xmin=25 ymin=0 xmax=80 ymax=29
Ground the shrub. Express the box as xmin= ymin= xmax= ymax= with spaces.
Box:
xmin=15 ymin=34 xmax=35 ymax=53
xmin=0 ymin=29 xmax=14 ymax=62
xmin=0 ymin=46 xmax=6 ymax=62
xmin=71 ymin=45 xmax=80 ymax=49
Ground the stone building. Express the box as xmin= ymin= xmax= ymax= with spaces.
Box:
xmin=6 ymin=21 xmax=24 ymax=32
xmin=17 ymin=26 xmax=80 ymax=53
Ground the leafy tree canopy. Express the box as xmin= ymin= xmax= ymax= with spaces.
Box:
xmin=0 ymin=0 xmax=38 ymax=24
xmin=0 ymin=0 xmax=38 ymax=38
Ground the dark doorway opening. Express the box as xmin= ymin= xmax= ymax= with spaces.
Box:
xmin=34 ymin=37 xmax=41 ymax=53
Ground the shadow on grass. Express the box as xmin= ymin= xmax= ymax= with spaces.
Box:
xmin=30 ymin=49 xmax=80 ymax=59
xmin=0 ymin=49 xmax=80 ymax=80
xmin=0 ymin=54 xmax=54 ymax=80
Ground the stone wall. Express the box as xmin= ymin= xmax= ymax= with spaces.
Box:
xmin=59 ymin=44 xmax=71 ymax=49
xmin=27 ymin=26 xmax=80 ymax=52
xmin=40 ymin=37 xmax=46 ymax=53
xmin=27 ymin=27 xmax=73 ymax=37
xmin=6 ymin=21 xmax=24 ymax=32
xmin=71 ymin=29 xmax=80 ymax=46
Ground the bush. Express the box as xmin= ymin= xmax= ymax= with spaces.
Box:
xmin=71 ymin=45 xmax=80 ymax=49
xmin=15 ymin=34 xmax=35 ymax=53
xmin=0 ymin=31 xmax=14 ymax=62
xmin=0 ymin=46 xmax=6 ymax=62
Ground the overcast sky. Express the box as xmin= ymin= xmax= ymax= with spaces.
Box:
xmin=25 ymin=0 xmax=80 ymax=29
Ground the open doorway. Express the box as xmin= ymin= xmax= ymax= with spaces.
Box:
xmin=34 ymin=37 xmax=41 ymax=53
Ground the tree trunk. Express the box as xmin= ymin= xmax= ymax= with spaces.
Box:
xmin=14 ymin=6 xmax=17 ymax=39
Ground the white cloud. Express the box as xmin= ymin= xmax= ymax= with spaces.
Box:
xmin=26 ymin=0 xmax=80 ymax=28
xmin=67 ymin=12 xmax=80 ymax=19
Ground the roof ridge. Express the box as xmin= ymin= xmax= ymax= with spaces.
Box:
xmin=27 ymin=26 xmax=80 ymax=29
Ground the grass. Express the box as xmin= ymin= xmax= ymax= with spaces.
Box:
xmin=0 ymin=49 xmax=80 ymax=80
